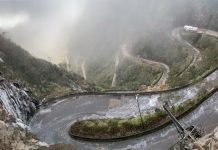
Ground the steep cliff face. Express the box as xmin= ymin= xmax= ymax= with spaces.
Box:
xmin=0 ymin=78 xmax=38 ymax=123
xmin=0 ymin=95 xmax=42 ymax=150
xmin=0 ymin=76 xmax=42 ymax=149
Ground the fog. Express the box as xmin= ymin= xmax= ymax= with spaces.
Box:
xmin=68 ymin=0 xmax=209 ymax=66
xmin=0 ymin=0 xmax=209 ymax=63
xmin=0 ymin=0 xmax=86 ymax=63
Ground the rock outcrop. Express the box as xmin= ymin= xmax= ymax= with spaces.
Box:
xmin=0 ymin=104 xmax=47 ymax=150
xmin=192 ymin=127 xmax=218 ymax=150
xmin=0 ymin=78 xmax=76 ymax=150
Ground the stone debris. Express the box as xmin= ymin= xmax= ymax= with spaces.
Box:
xmin=191 ymin=127 xmax=218 ymax=150
xmin=0 ymin=106 xmax=39 ymax=150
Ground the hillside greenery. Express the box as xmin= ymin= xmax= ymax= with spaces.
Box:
xmin=167 ymin=32 xmax=218 ymax=87
xmin=70 ymin=0 xmax=218 ymax=91
xmin=133 ymin=33 xmax=193 ymax=82
xmin=83 ymin=30 xmax=218 ymax=90
xmin=85 ymin=55 xmax=161 ymax=90
xmin=0 ymin=35 xmax=94 ymax=99
xmin=86 ymin=59 xmax=114 ymax=89
xmin=116 ymin=57 xmax=161 ymax=90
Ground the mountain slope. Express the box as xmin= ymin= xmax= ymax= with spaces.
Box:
xmin=0 ymin=34 xmax=94 ymax=100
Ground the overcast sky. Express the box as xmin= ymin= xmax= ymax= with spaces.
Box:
xmin=0 ymin=0 xmax=86 ymax=63
xmin=0 ymin=0 xmax=205 ymax=64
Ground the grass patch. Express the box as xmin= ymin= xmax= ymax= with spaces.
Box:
xmin=115 ymin=57 xmax=162 ymax=90
xmin=70 ymin=88 xmax=212 ymax=139
xmin=86 ymin=59 xmax=115 ymax=89
xmin=85 ymin=55 xmax=161 ymax=90
xmin=71 ymin=112 xmax=166 ymax=139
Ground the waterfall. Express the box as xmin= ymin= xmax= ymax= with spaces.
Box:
xmin=111 ymin=55 xmax=119 ymax=87
xmin=65 ymin=56 xmax=70 ymax=72
xmin=81 ymin=60 xmax=87 ymax=80
xmin=65 ymin=50 xmax=70 ymax=72
xmin=0 ymin=79 xmax=38 ymax=127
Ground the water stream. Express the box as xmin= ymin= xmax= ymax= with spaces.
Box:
xmin=0 ymin=79 xmax=38 ymax=128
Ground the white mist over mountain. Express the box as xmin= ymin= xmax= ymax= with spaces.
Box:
xmin=0 ymin=13 xmax=29 ymax=29
xmin=0 ymin=0 xmax=86 ymax=63
xmin=0 ymin=0 xmax=208 ymax=64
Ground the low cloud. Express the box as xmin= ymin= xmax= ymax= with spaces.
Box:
xmin=0 ymin=13 xmax=29 ymax=29
xmin=0 ymin=0 xmax=85 ymax=63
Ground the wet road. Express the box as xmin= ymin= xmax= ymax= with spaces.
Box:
xmin=30 ymin=70 xmax=218 ymax=150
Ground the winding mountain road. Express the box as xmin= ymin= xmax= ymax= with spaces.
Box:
xmin=172 ymin=27 xmax=202 ymax=76
xmin=30 ymin=69 xmax=218 ymax=150
xmin=30 ymin=28 xmax=218 ymax=150
xmin=172 ymin=27 xmax=218 ymax=77
xmin=118 ymin=27 xmax=203 ymax=87
xmin=200 ymin=29 xmax=218 ymax=38
xmin=110 ymin=27 xmax=215 ymax=88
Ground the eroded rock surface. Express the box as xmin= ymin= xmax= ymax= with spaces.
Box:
xmin=192 ymin=127 xmax=218 ymax=150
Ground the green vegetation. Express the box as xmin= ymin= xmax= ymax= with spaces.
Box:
xmin=116 ymin=57 xmax=161 ymax=90
xmin=0 ymin=35 xmax=94 ymax=100
xmin=86 ymin=59 xmax=114 ymax=89
xmin=167 ymin=32 xmax=218 ymax=87
xmin=83 ymin=0 xmax=218 ymax=90
xmin=71 ymin=111 xmax=166 ymax=139
xmin=77 ymin=29 xmax=218 ymax=91
xmin=134 ymin=34 xmax=191 ymax=68
xmin=70 ymin=88 xmax=211 ymax=139
xmin=172 ymin=88 xmax=209 ymax=115
xmin=85 ymin=54 xmax=161 ymax=90
xmin=133 ymin=33 xmax=193 ymax=84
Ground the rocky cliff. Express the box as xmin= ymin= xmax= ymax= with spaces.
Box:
xmin=0 ymin=77 xmax=76 ymax=150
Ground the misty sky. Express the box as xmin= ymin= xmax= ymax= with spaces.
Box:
xmin=0 ymin=0 xmax=205 ymax=63
xmin=68 ymin=0 xmax=201 ymax=64
xmin=0 ymin=0 xmax=86 ymax=63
